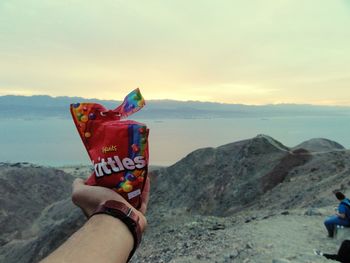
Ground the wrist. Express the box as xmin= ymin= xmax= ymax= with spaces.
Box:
xmin=90 ymin=200 xmax=143 ymax=262
xmin=88 ymin=214 xmax=134 ymax=249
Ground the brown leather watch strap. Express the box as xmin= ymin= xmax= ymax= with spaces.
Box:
xmin=90 ymin=200 xmax=142 ymax=262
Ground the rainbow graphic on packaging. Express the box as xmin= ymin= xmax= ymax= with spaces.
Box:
xmin=70 ymin=88 xmax=149 ymax=208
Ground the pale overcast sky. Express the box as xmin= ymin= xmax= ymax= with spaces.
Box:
xmin=0 ymin=0 xmax=349 ymax=105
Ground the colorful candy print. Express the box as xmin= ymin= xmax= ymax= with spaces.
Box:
xmin=80 ymin=115 xmax=88 ymax=122
xmin=125 ymin=173 xmax=136 ymax=181
xmin=139 ymin=127 xmax=145 ymax=134
xmin=132 ymin=144 xmax=139 ymax=152
xmin=122 ymin=183 xmax=133 ymax=192
xmin=70 ymin=88 xmax=149 ymax=209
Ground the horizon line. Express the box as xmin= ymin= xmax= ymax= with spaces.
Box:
xmin=1 ymin=93 xmax=350 ymax=108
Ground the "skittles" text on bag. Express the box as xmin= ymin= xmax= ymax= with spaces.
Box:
xmin=70 ymin=89 xmax=149 ymax=208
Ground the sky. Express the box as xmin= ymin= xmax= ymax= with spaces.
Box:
xmin=0 ymin=0 xmax=349 ymax=105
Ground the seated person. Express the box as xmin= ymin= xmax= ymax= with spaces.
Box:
xmin=324 ymin=191 xmax=350 ymax=238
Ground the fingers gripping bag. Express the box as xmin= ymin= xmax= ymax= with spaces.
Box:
xmin=70 ymin=88 xmax=149 ymax=208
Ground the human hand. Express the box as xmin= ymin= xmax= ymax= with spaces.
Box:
xmin=72 ymin=176 xmax=150 ymax=233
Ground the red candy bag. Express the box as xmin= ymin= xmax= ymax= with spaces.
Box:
xmin=70 ymin=89 xmax=149 ymax=208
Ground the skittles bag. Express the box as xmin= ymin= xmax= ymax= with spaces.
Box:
xmin=70 ymin=88 xmax=149 ymax=208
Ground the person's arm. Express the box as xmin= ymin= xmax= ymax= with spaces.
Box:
xmin=337 ymin=203 xmax=346 ymax=219
xmin=336 ymin=212 xmax=346 ymax=219
xmin=40 ymin=214 xmax=134 ymax=263
xmin=40 ymin=177 xmax=150 ymax=263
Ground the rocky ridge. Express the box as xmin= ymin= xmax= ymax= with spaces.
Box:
xmin=0 ymin=163 xmax=86 ymax=263
xmin=149 ymin=135 xmax=291 ymax=216
xmin=139 ymin=135 xmax=350 ymax=262
xmin=1 ymin=135 xmax=350 ymax=263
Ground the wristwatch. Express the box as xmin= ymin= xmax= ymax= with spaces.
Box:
xmin=90 ymin=200 xmax=142 ymax=262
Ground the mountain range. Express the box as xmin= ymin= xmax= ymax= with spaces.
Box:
xmin=1 ymin=95 xmax=350 ymax=119
xmin=1 ymin=135 xmax=349 ymax=262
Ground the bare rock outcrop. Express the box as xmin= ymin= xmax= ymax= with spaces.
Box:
xmin=150 ymin=135 xmax=313 ymax=216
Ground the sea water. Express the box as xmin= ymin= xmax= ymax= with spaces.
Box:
xmin=0 ymin=116 xmax=350 ymax=167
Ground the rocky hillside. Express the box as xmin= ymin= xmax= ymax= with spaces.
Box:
xmin=149 ymin=135 xmax=350 ymax=217
xmin=1 ymin=135 xmax=350 ymax=263
xmin=138 ymin=135 xmax=350 ymax=262
xmin=0 ymin=163 xmax=86 ymax=263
